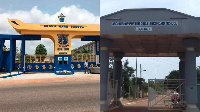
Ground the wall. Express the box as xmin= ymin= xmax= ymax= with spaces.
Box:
xmin=15 ymin=63 xmax=54 ymax=72
xmin=71 ymin=62 xmax=96 ymax=70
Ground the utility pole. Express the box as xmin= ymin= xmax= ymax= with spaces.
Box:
xmin=140 ymin=64 xmax=142 ymax=98
xmin=139 ymin=64 xmax=146 ymax=98
xmin=135 ymin=57 xmax=138 ymax=99
xmin=140 ymin=64 xmax=142 ymax=90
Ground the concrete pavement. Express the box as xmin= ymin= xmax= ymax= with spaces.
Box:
xmin=0 ymin=72 xmax=100 ymax=112
xmin=110 ymin=98 xmax=182 ymax=112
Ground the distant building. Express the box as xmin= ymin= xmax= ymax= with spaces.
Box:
xmin=72 ymin=41 xmax=99 ymax=64
xmin=72 ymin=41 xmax=95 ymax=54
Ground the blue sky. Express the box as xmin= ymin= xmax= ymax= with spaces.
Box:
xmin=0 ymin=0 xmax=100 ymax=16
xmin=100 ymin=0 xmax=200 ymax=81
xmin=0 ymin=0 xmax=100 ymax=54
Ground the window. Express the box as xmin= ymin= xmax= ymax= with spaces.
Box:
xmin=64 ymin=57 xmax=68 ymax=64
xmin=58 ymin=57 xmax=62 ymax=64
xmin=64 ymin=48 xmax=69 ymax=50
xmin=57 ymin=48 xmax=62 ymax=50
xmin=60 ymin=18 xmax=64 ymax=22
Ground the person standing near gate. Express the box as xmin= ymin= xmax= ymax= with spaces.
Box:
xmin=84 ymin=59 xmax=88 ymax=74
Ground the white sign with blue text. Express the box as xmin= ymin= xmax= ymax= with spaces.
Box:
xmin=136 ymin=27 xmax=152 ymax=31
xmin=112 ymin=21 xmax=178 ymax=26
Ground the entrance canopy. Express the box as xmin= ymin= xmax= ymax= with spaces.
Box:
xmin=100 ymin=8 xmax=200 ymax=57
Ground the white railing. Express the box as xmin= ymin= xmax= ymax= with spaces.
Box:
xmin=15 ymin=54 xmax=54 ymax=63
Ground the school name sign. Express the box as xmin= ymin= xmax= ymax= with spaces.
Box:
xmin=112 ymin=21 xmax=178 ymax=26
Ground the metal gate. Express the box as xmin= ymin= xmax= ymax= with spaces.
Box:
xmin=148 ymin=79 xmax=186 ymax=110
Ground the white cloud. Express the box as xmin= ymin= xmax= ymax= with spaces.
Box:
xmin=0 ymin=5 xmax=100 ymax=54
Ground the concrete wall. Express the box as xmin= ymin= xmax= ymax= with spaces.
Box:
xmin=197 ymin=84 xmax=200 ymax=110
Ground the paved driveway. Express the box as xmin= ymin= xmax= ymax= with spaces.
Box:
xmin=111 ymin=98 xmax=182 ymax=112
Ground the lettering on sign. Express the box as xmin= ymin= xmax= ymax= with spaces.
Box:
xmin=112 ymin=21 xmax=178 ymax=26
xmin=43 ymin=25 xmax=84 ymax=28
xmin=136 ymin=27 xmax=152 ymax=31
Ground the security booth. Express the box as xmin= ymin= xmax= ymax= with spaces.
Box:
xmin=100 ymin=8 xmax=200 ymax=112
xmin=54 ymin=55 xmax=74 ymax=75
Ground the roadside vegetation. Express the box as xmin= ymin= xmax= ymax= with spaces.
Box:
xmin=109 ymin=58 xmax=148 ymax=98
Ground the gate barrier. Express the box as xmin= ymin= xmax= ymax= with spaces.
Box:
xmin=148 ymin=79 xmax=185 ymax=110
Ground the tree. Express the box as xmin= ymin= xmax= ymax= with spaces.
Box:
xmin=3 ymin=45 xmax=7 ymax=51
xmin=74 ymin=51 xmax=81 ymax=53
xmin=196 ymin=66 xmax=200 ymax=84
xmin=165 ymin=70 xmax=179 ymax=79
xmin=35 ymin=44 xmax=47 ymax=55
xmin=165 ymin=70 xmax=183 ymax=89
xmin=81 ymin=48 xmax=90 ymax=53
xmin=166 ymin=68 xmax=200 ymax=84
xmin=122 ymin=59 xmax=135 ymax=95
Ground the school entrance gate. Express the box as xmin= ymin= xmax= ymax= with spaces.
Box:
xmin=100 ymin=8 xmax=200 ymax=112
xmin=0 ymin=14 xmax=100 ymax=75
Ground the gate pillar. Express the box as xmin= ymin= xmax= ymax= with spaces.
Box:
xmin=177 ymin=52 xmax=185 ymax=101
xmin=10 ymin=38 xmax=16 ymax=74
xmin=182 ymin=38 xmax=200 ymax=112
xmin=21 ymin=39 xmax=25 ymax=73
xmin=100 ymin=38 xmax=112 ymax=111
xmin=113 ymin=52 xmax=124 ymax=106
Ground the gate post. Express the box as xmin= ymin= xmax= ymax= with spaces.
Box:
xmin=21 ymin=39 xmax=25 ymax=73
xmin=100 ymin=38 xmax=112 ymax=111
xmin=182 ymin=38 xmax=200 ymax=112
xmin=177 ymin=52 xmax=185 ymax=101
xmin=113 ymin=52 xmax=125 ymax=106
xmin=10 ymin=37 xmax=16 ymax=75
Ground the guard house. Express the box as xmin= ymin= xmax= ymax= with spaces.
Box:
xmin=100 ymin=8 xmax=200 ymax=112
xmin=6 ymin=13 xmax=100 ymax=75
